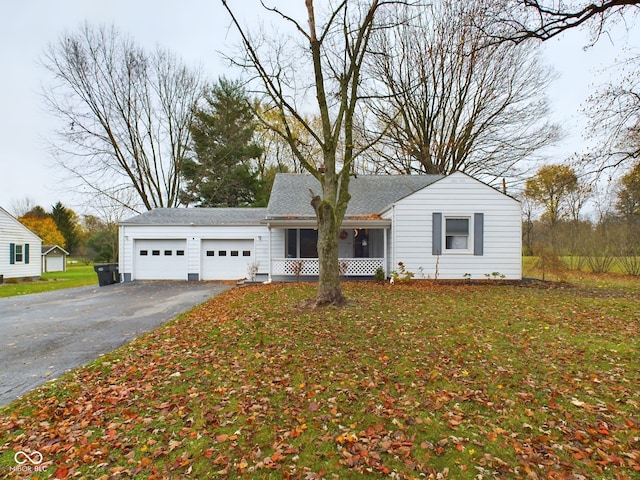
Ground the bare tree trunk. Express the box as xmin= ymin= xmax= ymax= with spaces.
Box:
xmin=222 ymin=0 xmax=382 ymax=306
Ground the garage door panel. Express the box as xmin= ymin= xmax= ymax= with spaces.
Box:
xmin=202 ymin=239 xmax=254 ymax=280
xmin=135 ymin=240 xmax=187 ymax=280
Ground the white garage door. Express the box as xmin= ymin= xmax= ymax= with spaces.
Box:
xmin=201 ymin=239 xmax=254 ymax=280
xmin=134 ymin=239 xmax=187 ymax=280
xmin=45 ymin=255 xmax=64 ymax=272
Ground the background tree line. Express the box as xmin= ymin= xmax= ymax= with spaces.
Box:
xmin=14 ymin=200 xmax=118 ymax=264
xmin=522 ymin=162 xmax=640 ymax=276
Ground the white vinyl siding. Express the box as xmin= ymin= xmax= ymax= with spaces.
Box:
xmin=0 ymin=207 xmax=42 ymax=279
xmin=120 ymin=224 xmax=269 ymax=281
xmin=389 ymin=172 xmax=521 ymax=280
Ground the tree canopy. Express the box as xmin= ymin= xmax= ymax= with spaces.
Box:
xmin=51 ymin=202 xmax=81 ymax=254
xmin=19 ymin=215 xmax=66 ymax=247
xmin=42 ymin=23 xmax=203 ymax=212
xmin=362 ymin=0 xmax=557 ymax=180
xmin=481 ymin=0 xmax=640 ymax=44
xmin=180 ymin=78 xmax=263 ymax=207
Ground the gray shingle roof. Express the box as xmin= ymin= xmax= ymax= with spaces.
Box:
xmin=266 ymin=174 xmax=443 ymax=218
xmin=121 ymin=208 xmax=268 ymax=225
xmin=121 ymin=174 xmax=445 ymax=225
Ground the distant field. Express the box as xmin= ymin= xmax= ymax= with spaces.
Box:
xmin=0 ymin=263 xmax=97 ymax=297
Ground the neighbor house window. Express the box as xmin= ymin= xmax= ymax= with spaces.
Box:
xmin=9 ymin=243 xmax=30 ymax=265
xmin=445 ymin=218 xmax=470 ymax=250
xmin=15 ymin=244 xmax=23 ymax=263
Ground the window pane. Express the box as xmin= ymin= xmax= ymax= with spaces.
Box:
xmin=219 ymin=250 xmax=227 ymax=256
xmin=176 ymin=250 xmax=185 ymax=256
xmin=231 ymin=251 xmax=239 ymax=257
xmin=164 ymin=250 xmax=172 ymax=256
xmin=300 ymin=229 xmax=318 ymax=258
xmin=286 ymin=229 xmax=298 ymax=258
xmin=446 ymin=235 xmax=468 ymax=249
xmin=140 ymin=250 xmax=148 ymax=256
xmin=243 ymin=250 xmax=251 ymax=256
xmin=206 ymin=250 xmax=215 ymax=257
xmin=152 ymin=250 xmax=160 ymax=256
xmin=446 ymin=218 xmax=469 ymax=235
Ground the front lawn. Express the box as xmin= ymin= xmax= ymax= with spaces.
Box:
xmin=1 ymin=277 xmax=638 ymax=479
xmin=0 ymin=264 xmax=97 ymax=297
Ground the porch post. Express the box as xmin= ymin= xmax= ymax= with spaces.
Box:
xmin=268 ymin=223 xmax=272 ymax=282
xmin=383 ymin=227 xmax=388 ymax=276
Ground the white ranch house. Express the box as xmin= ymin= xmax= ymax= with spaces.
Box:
xmin=118 ymin=172 xmax=522 ymax=282
xmin=0 ymin=206 xmax=42 ymax=281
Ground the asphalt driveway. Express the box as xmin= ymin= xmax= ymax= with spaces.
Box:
xmin=0 ymin=281 xmax=230 ymax=407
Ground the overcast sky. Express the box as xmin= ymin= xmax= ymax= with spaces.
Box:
xmin=0 ymin=1 xmax=637 ymax=216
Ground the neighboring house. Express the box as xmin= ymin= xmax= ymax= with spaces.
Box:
xmin=119 ymin=171 xmax=522 ymax=282
xmin=42 ymin=245 xmax=69 ymax=273
xmin=0 ymin=206 xmax=43 ymax=281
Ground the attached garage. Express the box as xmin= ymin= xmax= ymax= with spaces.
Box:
xmin=134 ymin=239 xmax=187 ymax=280
xmin=119 ymin=208 xmax=268 ymax=283
xmin=201 ymin=239 xmax=254 ymax=280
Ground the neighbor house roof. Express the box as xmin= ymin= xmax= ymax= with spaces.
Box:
xmin=42 ymin=245 xmax=69 ymax=255
xmin=266 ymin=174 xmax=443 ymax=219
xmin=121 ymin=208 xmax=268 ymax=225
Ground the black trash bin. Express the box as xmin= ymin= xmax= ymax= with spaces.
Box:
xmin=94 ymin=263 xmax=119 ymax=286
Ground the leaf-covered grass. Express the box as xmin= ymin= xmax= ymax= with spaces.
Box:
xmin=0 ymin=264 xmax=97 ymax=297
xmin=1 ymin=277 xmax=639 ymax=479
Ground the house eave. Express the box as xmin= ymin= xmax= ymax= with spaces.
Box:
xmin=263 ymin=218 xmax=391 ymax=228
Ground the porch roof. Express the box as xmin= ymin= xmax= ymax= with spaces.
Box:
xmin=266 ymin=174 xmax=442 ymax=220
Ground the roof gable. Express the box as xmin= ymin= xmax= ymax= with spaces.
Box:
xmin=266 ymin=174 xmax=443 ymax=218
xmin=422 ymin=171 xmax=520 ymax=203
xmin=0 ymin=206 xmax=42 ymax=241
xmin=42 ymin=245 xmax=70 ymax=255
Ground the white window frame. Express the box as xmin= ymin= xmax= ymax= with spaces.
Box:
xmin=15 ymin=244 xmax=24 ymax=263
xmin=444 ymin=216 xmax=473 ymax=254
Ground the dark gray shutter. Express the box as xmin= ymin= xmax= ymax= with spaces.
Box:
xmin=474 ymin=213 xmax=484 ymax=256
xmin=24 ymin=244 xmax=30 ymax=264
xmin=9 ymin=243 xmax=15 ymax=264
xmin=432 ymin=212 xmax=442 ymax=255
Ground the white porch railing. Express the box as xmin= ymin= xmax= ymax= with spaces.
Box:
xmin=272 ymin=258 xmax=384 ymax=277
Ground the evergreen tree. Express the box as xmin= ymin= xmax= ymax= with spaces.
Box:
xmin=181 ymin=78 xmax=263 ymax=207
xmin=51 ymin=202 xmax=81 ymax=254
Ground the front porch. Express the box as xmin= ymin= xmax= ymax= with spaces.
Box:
xmin=266 ymin=225 xmax=389 ymax=281
xmin=271 ymin=257 xmax=385 ymax=278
